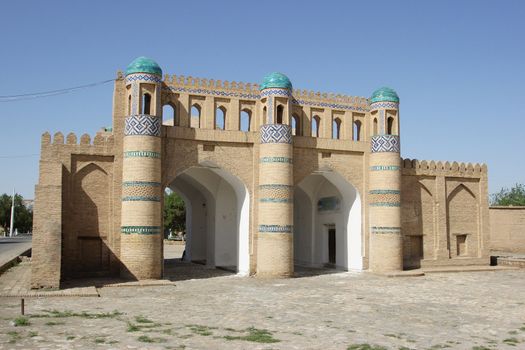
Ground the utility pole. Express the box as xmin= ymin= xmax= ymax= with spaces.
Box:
xmin=9 ymin=187 xmax=15 ymax=237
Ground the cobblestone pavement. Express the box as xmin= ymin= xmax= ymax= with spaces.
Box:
xmin=0 ymin=254 xmax=524 ymax=349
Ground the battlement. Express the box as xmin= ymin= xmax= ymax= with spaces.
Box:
xmin=149 ymin=72 xmax=370 ymax=111
xmin=41 ymin=131 xmax=114 ymax=148
xmin=401 ymin=158 xmax=487 ymax=177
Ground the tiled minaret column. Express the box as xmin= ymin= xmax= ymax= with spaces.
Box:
xmin=120 ymin=57 xmax=163 ymax=279
xmin=368 ymin=88 xmax=403 ymax=272
xmin=256 ymin=73 xmax=294 ymax=277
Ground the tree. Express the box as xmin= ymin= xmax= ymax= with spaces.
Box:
xmin=0 ymin=193 xmax=33 ymax=234
xmin=163 ymin=189 xmax=186 ymax=238
xmin=490 ymin=183 xmax=525 ymax=206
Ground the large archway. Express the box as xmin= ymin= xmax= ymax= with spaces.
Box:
xmin=166 ymin=162 xmax=250 ymax=275
xmin=294 ymin=168 xmax=362 ymax=270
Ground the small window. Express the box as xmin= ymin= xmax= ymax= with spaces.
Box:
xmin=240 ymin=109 xmax=251 ymax=131
xmin=332 ymin=118 xmax=341 ymax=139
xmin=387 ymin=117 xmax=394 ymax=135
xmin=215 ymin=107 xmax=226 ymax=130
xmin=276 ymin=105 xmax=284 ymax=124
xmin=141 ymin=93 xmax=151 ymax=115
xmin=373 ymin=118 xmax=378 ymax=136
xmin=263 ymin=106 xmax=267 ymax=124
xmin=191 ymin=104 xmax=201 ymax=128
xmin=128 ymin=95 xmax=132 ymax=115
xmin=312 ymin=115 xmax=320 ymax=137
xmin=353 ymin=120 xmax=361 ymax=141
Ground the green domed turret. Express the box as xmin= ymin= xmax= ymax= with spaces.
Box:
xmin=260 ymin=72 xmax=292 ymax=90
xmin=370 ymin=87 xmax=399 ymax=103
xmin=125 ymin=57 xmax=162 ymax=76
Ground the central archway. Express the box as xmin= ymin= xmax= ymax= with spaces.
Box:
xmin=167 ymin=161 xmax=250 ymax=275
xmin=294 ymin=168 xmax=362 ymax=270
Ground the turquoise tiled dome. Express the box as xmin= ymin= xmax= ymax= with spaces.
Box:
xmin=125 ymin=57 xmax=162 ymax=76
xmin=370 ymin=87 xmax=399 ymax=103
xmin=260 ymin=72 xmax=292 ymax=90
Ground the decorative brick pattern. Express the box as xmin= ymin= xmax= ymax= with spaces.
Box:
xmin=123 ymin=151 xmax=161 ymax=159
xmin=260 ymin=124 xmax=292 ymax=144
xmin=259 ymin=184 xmax=292 ymax=203
xmin=258 ymin=225 xmax=293 ymax=233
xmin=260 ymin=157 xmax=293 ymax=164
xmin=369 ymin=191 xmax=401 ymax=207
xmin=122 ymin=181 xmax=161 ymax=187
xmin=125 ymin=115 xmax=161 ymax=137
xmin=122 ymin=184 xmax=159 ymax=198
xmin=121 ymin=226 xmax=161 ymax=235
xmin=371 ymin=135 xmax=400 ymax=153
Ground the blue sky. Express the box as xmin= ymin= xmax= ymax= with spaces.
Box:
xmin=1 ymin=0 xmax=524 ymax=198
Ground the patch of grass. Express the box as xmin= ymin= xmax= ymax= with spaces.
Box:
xmin=45 ymin=321 xmax=65 ymax=326
xmin=127 ymin=322 xmax=140 ymax=332
xmin=508 ymin=330 xmax=519 ymax=335
xmin=31 ymin=309 xmax=123 ymax=319
xmin=13 ymin=316 xmax=30 ymax=326
xmin=66 ymin=335 xmax=76 ymax=340
xmin=7 ymin=331 xmax=21 ymax=343
xmin=520 ymin=326 xmax=525 ymax=331
xmin=224 ymin=327 xmax=280 ymax=344
xmin=347 ymin=344 xmax=387 ymax=350
xmin=399 ymin=347 xmax=415 ymax=350
xmin=137 ymin=335 xmax=166 ymax=343
xmin=188 ymin=324 xmax=215 ymax=336
xmin=29 ymin=331 xmax=38 ymax=337
xmin=503 ymin=337 xmax=520 ymax=346
xmin=384 ymin=333 xmax=402 ymax=339
xmin=472 ymin=346 xmax=491 ymax=350
xmin=135 ymin=315 xmax=154 ymax=323
xmin=94 ymin=338 xmax=106 ymax=344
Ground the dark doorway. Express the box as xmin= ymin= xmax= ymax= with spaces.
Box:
xmin=328 ymin=228 xmax=336 ymax=265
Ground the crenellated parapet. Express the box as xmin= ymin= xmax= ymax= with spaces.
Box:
xmin=401 ymin=158 xmax=487 ymax=178
xmin=41 ymin=131 xmax=115 ymax=152
xmin=161 ymin=74 xmax=370 ymax=112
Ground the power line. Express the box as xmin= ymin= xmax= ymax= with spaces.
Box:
xmin=0 ymin=78 xmax=115 ymax=102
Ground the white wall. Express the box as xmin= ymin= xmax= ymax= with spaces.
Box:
xmin=295 ymin=170 xmax=362 ymax=270
xmin=170 ymin=164 xmax=250 ymax=275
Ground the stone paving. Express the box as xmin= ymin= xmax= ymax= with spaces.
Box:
xmin=0 ymin=248 xmax=524 ymax=349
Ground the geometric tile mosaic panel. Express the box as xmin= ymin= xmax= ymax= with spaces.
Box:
xmin=126 ymin=73 xmax=163 ymax=84
xmin=121 ymin=226 xmax=161 ymax=235
xmin=260 ymin=88 xmax=292 ymax=97
xmin=121 ymin=196 xmax=161 ymax=202
xmin=371 ymin=135 xmax=400 ymax=153
xmin=123 ymin=151 xmax=161 ymax=159
xmin=370 ymin=165 xmax=400 ymax=171
xmin=369 ymin=189 xmax=400 ymax=207
xmin=125 ymin=114 xmax=161 ymax=137
xmin=371 ymin=226 xmax=401 ymax=234
xmin=258 ymin=224 xmax=293 ymax=233
xmin=164 ymin=86 xmax=369 ymax=112
xmin=260 ymin=124 xmax=292 ymax=144
xmin=370 ymin=101 xmax=399 ymax=110
xmin=260 ymin=157 xmax=293 ymax=164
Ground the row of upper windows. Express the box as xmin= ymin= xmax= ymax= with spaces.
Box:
xmin=128 ymin=93 xmax=396 ymax=139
